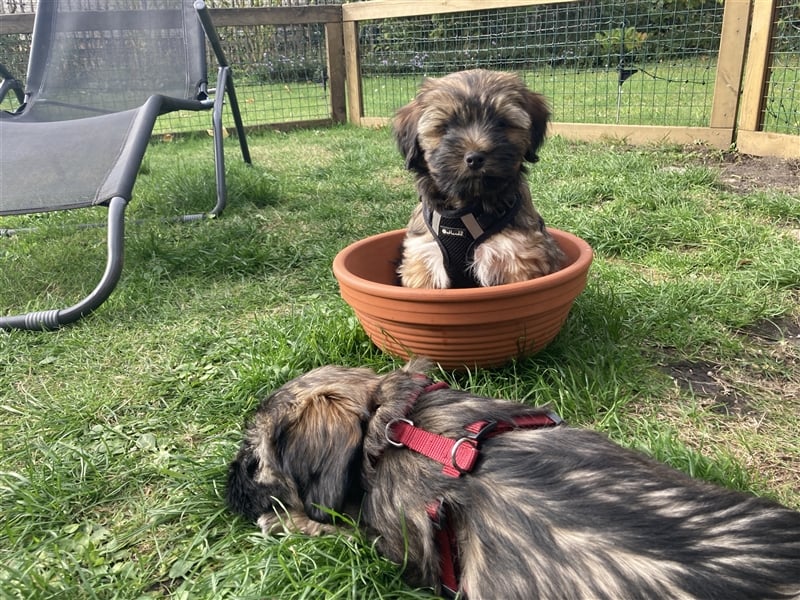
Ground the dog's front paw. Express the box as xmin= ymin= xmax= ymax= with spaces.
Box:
xmin=257 ymin=510 xmax=341 ymax=537
xmin=473 ymin=229 xmax=564 ymax=285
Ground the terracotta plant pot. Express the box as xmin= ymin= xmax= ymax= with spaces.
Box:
xmin=332 ymin=228 xmax=593 ymax=370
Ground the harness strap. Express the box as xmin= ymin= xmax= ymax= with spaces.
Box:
xmin=427 ymin=500 xmax=461 ymax=598
xmin=384 ymin=383 xmax=563 ymax=599
xmin=464 ymin=412 xmax=563 ymax=438
xmin=422 ymin=193 xmax=523 ymax=288
xmin=386 ymin=409 xmax=562 ymax=479
xmin=387 ymin=418 xmax=481 ymax=478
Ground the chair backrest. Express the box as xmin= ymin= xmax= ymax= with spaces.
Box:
xmin=24 ymin=0 xmax=208 ymax=121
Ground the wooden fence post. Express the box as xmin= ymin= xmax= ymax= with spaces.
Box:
xmin=738 ymin=0 xmax=777 ymax=133
xmin=325 ymin=20 xmax=347 ymax=124
xmin=343 ymin=19 xmax=364 ymax=125
xmin=709 ymin=0 xmax=751 ymax=137
xmin=736 ymin=0 xmax=799 ymax=158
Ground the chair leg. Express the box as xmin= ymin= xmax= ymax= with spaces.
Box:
xmin=206 ymin=67 xmax=252 ymax=217
xmin=209 ymin=67 xmax=229 ymax=217
xmin=0 ymin=196 xmax=127 ymax=331
xmin=194 ymin=1 xmax=250 ymax=166
xmin=224 ymin=73 xmax=252 ymax=165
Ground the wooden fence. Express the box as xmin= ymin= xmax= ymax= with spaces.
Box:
xmin=737 ymin=0 xmax=799 ymax=158
xmin=0 ymin=0 xmax=797 ymax=158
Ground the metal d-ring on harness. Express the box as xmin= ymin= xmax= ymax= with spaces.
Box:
xmin=422 ymin=192 xmax=525 ymax=288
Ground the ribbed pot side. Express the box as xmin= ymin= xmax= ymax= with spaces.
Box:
xmin=333 ymin=228 xmax=593 ymax=369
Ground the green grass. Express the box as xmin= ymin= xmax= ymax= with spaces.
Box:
xmin=1 ymin=127 xmax=799 ymax=599
xmin=362 ymin=61 xmax=721 ymax=127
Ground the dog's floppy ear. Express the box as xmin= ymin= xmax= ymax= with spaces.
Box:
xmin=274 ymin=384 xmax=371 ymax=523
xmin=393 ymin=97 xmax=427 ymax=173
xmin=521 ymin=90 xmax=550 ymax=163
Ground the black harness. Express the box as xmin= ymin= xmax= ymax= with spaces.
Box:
xmin=422 ymin=194 xmax=523 ymax=288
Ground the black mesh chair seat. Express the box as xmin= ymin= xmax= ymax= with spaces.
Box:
xmin=0 ymin=0 xmax=251 ymax=330
xmin=2 ymin=107 xmax=143 ymax=213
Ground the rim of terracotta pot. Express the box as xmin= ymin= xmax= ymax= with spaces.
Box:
xmin=332 ymin=228 xmax=593 ymax=302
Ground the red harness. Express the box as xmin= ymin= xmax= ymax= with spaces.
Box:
xmin=384 ymin=382 xmax=562 ymax=598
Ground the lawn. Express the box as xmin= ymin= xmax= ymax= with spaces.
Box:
xmin=1 ymin=126 xmax=799 ymax=599
xmin=361 ymin=61 xmax=720 ymax=127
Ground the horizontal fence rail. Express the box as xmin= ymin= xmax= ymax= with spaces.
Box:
xmin=0 ymin=0 xmax=797 ymax=158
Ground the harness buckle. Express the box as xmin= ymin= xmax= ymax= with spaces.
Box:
xmin=465 ymin=419 xmax=497 ymax=441
xmin=385 ymin=418 xmax=413 ymax=448
xmin=450 ymin=436 xmax=479 ymax=474
xmin=547 ymin=411 xmax=564 ymax=425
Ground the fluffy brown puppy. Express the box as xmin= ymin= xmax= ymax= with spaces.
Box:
xmin=227 ymin=361 xmax=800 ymax=600
xmin=394 ymin=69 xmax=565 ymax=288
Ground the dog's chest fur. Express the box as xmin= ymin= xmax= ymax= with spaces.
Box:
xmin=421 ymin=192 xmax=525 ymax=288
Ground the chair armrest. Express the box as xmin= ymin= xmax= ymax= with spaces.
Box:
xmin=193 ymin=1 xmax=230 ymax=68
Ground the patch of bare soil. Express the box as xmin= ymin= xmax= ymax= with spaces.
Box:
xmin=660 ymin=313 xmax=800 ymax=506
xmin=689 ymin=148 xmax=800 ymax=195
xmin=663 ymin=360 xmax=756 ymax=416
xmin=741 ymin=313 xmax=800 ymax=344
xmin=663 ymin=314 xmax=800 ymax=410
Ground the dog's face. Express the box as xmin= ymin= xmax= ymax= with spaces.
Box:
xmin=226 ymin=365 xmax=381 ymax=531
xmin=394 ymin=69 xmax=550 ymax=201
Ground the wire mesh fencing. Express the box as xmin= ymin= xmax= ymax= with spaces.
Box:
xmin=356 ymin=1 xmax=725 ymax=128
xmin=762 ymin=0 xmax=800 ymax=135
xmin=159 ymin=0 xmax=341 ymax=135
xmin=1 ymin=0 xmax=798 ymax=148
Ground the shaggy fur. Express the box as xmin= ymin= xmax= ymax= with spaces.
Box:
xmin=394 ymin=69 xmax=565 ymax=288
xmin=227 ymin=361 xmax=800 ymax=599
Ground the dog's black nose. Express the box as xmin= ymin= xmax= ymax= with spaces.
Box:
xmin=465 ymin=151 xmax=486 ymax=170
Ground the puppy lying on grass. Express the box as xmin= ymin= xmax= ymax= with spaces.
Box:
xmin=227 ymin=360 xmax=800 ymax=599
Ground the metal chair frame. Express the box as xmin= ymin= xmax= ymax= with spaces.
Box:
xmin=0 ymin=1 xmax=251 ymax=331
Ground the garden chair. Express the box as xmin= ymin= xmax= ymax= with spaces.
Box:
xmin=0 ymin=0 xmax=251 ymax=331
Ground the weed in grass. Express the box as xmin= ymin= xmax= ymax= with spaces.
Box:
xmin=0 ymin=129 xmax=798 ymax=599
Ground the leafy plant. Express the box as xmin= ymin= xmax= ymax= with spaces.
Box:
xmin=595 ymin=27 xmax=648 ymax=55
